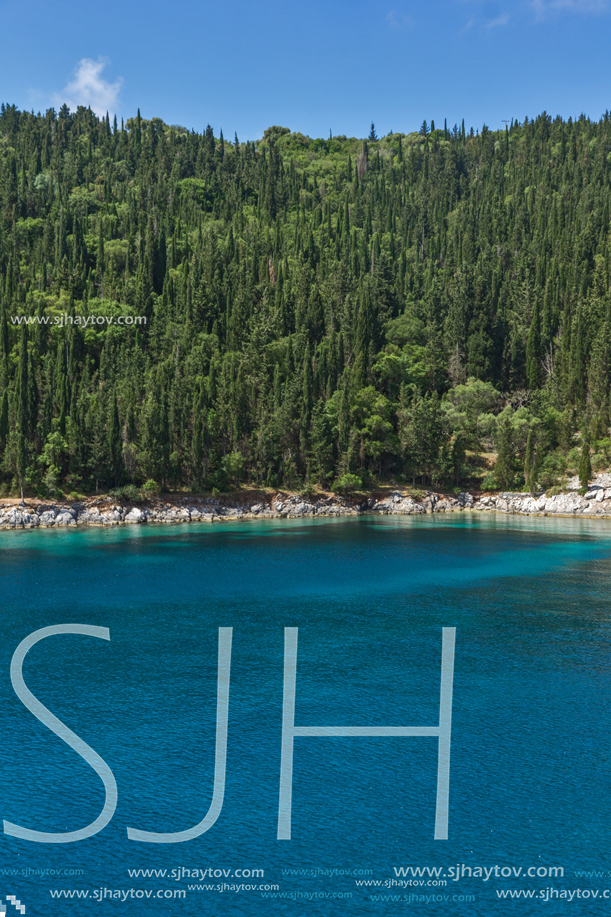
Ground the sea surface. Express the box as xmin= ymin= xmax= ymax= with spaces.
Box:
xmin=0 ymin=514 xmax=610 ymax=915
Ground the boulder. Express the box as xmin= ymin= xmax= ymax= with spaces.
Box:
xmin=101 ymin=509 xmax=122 ymax=525
xmin=125 ymin=507 xmax=146 ymax=524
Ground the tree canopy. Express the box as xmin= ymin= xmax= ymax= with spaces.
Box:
xmin=0 ymin=103 xmax=610 ymax=496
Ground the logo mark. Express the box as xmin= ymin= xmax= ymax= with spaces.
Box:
xmin=0 ymin=897 xmax=26 ymax=915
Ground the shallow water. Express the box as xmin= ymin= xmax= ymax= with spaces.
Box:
xmin=1 ymin=514 xmax=610 ymax=914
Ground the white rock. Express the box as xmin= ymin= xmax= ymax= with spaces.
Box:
xmin=102 ymin=510 xmax=122 ymax=524
xmin=125 ymin=507 xmax=146 ymax=524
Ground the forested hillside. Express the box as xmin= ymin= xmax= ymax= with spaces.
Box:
xmin=0 ymin=104 xmax=610 ymax=498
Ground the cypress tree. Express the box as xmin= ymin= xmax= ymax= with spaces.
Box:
xmin=494 ymin=418 xmax=516 ymax=490
xmin=302 ymin=343 xmax=313 ymax=423
xmin=16 ymin=325 xmax=29 ymax=436
xmin=306 ymin=287 xmax=325 ymax=342
xmin=192 ymin=393 xmax=205 ymax=485
xmin=108 ymin=390 xmax=122 ymax=486
xmin=0 ymin=391 xmax=8 ymax=450
xmin=524 ymin=428 xmax=539 ymax=495
xmin=579 ymin=431 xmax=592 ymax=491
xmin=12 ymin=324 xmax=30 ymax=503
xmin=526 ymin=300 xmax=541 ymax=389
xmin=17 ymin=433 xmax=26 ymax=505
xmin=353 ymin=288 xmax=371 ymax=387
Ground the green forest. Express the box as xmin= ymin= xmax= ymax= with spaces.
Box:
xmin=0 ymin=103 xmax=610 ymax=499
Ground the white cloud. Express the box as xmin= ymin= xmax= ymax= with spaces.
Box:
xmin=531 ymin=0 xmax=608 ymax=17
xmin=54 ymin=58 xmax=122 ymax=118
xmin=459 ymin=11 xmax=509 ymax=33
xmin=484 ymin=11 xmax=510 ymax=26
xmin=386 ymin=9 xmax=415 ymax=28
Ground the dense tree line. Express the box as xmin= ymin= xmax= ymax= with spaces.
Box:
xmin=0 ymin=103 xmax=610 ymax=498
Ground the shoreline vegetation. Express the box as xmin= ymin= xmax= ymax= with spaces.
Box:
xmin=2 ymin=474 xmax=611 ymax=529
xmin=0 ymin=106 xmax=611 ymax=507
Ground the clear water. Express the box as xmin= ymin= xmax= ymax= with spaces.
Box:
xmin=1 ymin=514 xmax=610 ymax=915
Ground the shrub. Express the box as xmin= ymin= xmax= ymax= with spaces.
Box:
xmin=579 ymin=436 xmax=592 ymax=489
xmin=480 ymin=472 xmax=497 ymax=491
xmin=222 ymin=451 xmax=245 ymax=487
xmin=539 ymin=452 xmax=567 ymax=489
xmin=591 ymin=453 xmax=608 ymax=473
xmin=142 ymin=479 xmax=160 ymax=497
xmin=205 ymin=469 xmax=229 ymax=492
xmin=110 ymin=484 xmax=143 ymax=503
xmin=594 ymin=437 xmax=611 ymax=460
xmin=281 ymin=458 xmax=298 ymax=490
xmin=566 ymin=447 xmax=580 ymax=473
xmin=331 ymin=473 xmax=363 ymax=495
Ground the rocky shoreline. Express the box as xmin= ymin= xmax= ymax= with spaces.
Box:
xmin=2 ymin=474 xmax=611 ymax=529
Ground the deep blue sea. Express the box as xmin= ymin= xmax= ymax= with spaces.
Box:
xmin=1 ymin=514 xmax=610 ymax=915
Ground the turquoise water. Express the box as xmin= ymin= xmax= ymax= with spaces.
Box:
xmin=1 ymin=514 xmax=611 ymax=915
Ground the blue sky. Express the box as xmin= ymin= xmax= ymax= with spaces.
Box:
xmin=1 ymin=0 xmax=609 ymax=139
